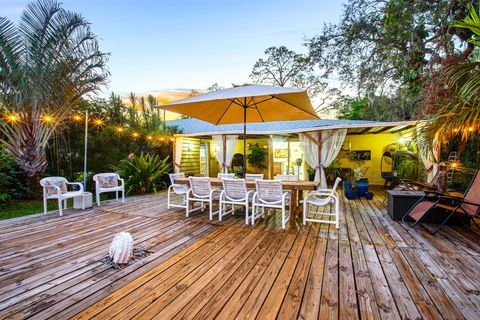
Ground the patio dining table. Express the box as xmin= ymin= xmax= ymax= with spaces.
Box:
xmin=173 ymin=177 xmax=319 ymax=228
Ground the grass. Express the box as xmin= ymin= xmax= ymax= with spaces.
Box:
xmin=0 ymin=194 xmax=109 ymax=220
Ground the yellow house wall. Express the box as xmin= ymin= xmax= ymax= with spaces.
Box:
xmin=337 ymin=133 xmax=402 ymax=185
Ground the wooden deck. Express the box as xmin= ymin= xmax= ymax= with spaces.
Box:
xmin=1 ymin=187 xmax=480 ymax=319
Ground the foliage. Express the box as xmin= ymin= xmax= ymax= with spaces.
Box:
xmin=0 ymin=0 xmax=109 ymax=196
xmin=419 ymin=4 xmax=480 ymax=150
xmin=247 ymin=143 xmax=267 ymax=170
xmin=307 ymin=0 xmax=475 ymax=95
xmin=112 ymin=153 xmax=171 ymax=195
xmin=396 ymin=157 xmax=419 ymax=180
xmin=0 ymin=145 xmax=27 ymax=201
xmin=250 ymin=46 xmax=340 ymax=114
xmin=337 ymin=97 xmax=366 ymax=120
xmin=324 ymin=158 xmax=343 ymax=183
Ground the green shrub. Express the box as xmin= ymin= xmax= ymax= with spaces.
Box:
xmin=0 ymin=145 xmax=27 ymax=201
xmin=396 ymin=157 xmax=419 ymax=180
xmin=112 ymin=153 xmax=171 ymax=195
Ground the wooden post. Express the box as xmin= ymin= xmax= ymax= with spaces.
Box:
xmin=268 ymin=135 xmax=274 ymax=179
xmin=318 ymin=131 xmax=322 ymax=185
xmin=287 ymin=140 xmax=291 ymax=174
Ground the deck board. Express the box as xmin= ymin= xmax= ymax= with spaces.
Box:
xmin=1 ymin=187 xmax=480 ymax=319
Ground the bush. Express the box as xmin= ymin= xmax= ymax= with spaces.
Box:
xmin=112 ymin=153 xmax=171 ymax=195
xmin=0 ymin=145 xmax=27 ymax=201
xmin=247 ymin=143 xmax=267 ymax=170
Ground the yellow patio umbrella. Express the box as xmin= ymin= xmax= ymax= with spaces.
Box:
xmin=158 ymin=84 xmax=319 ymax=175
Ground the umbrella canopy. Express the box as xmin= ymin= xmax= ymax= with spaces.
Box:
xmin=159 ymin=84 xmax=318 ymax=124
xmin=158 ymin=84 xmax=319 ymax=175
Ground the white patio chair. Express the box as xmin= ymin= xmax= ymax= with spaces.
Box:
xmin=168 ymin=173 xmax=188 ymax=209
xmin=186 ymin=177 xmax=222 ymax=220
xmin=40 ymin=177 xmax=84 ymax=216
xmin=275 ymin=174 xmax=298 ymax=181
xmin=245 ymin=173 xmax=264 ymax=180
xmin=93 ymin=173 xmax=125 ymax=206
xmin=252 ymin=179 xmax=291 ymax=229
xmin=220 ymin=178 xmax=253 ymax=224
xmin=217 ymin=173 xmax=235 ymax=179
xmin=303 ymin=177 xmax=342 ymax=228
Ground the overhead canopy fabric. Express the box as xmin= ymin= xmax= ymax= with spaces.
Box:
xmin=159 ymin=85 xmax=318 ymax=125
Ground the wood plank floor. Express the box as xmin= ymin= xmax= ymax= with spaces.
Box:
xmin=1 ymin=187 xmax=480 ymax=319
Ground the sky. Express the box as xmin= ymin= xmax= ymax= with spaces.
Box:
xmin=2 ymin=0 xmax=344 ymax=96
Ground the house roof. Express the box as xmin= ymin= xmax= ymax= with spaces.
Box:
xmin=167 ymin=118 xmax=419 ymax=137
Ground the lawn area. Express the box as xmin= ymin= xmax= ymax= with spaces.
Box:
xmin=0 ymin=194 xmax=108 ymax=220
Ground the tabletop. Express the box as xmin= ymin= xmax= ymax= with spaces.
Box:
xmin=173 ymin=177 xmax=318 ymax=190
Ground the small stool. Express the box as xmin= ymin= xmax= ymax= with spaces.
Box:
xmin=74 ymin=192 xmax=93 ymax=209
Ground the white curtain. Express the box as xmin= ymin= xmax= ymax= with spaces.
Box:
xmin=300 ymin=129 xmax=347 ymax=189
xmin=213 ymin=135 xmax=225 ymax=172
xmin=174 ymin=137 xmax=183 ymax=173
xmin=213 ymin=135 xmax=238 ymax=173
xmin=416 ymin=126 xmax=440 ymax=183
xmin=225 ymin=135 xmax=238 ymax=171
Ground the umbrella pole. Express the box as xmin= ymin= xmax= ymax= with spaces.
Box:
xmin=243 ymin=99 xmax=247 ymax=178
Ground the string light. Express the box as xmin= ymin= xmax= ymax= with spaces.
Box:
xmin=40 ymin=114 xmax=54 ymax=125
xmin=170 ymin=137 xmax=174 ymax=142
xmin=453 ymin=128 xmax=458 ymax=132
xmin=72 ymin=114 xmax=82 ymax=122
xmin=147 ymin=135 xmax=153 ymax=141
xmin=468 ymin=127 xmax=473 ymax=132
xmin=4 ymin=112 xmax=20 ymax=124
xmin=92 ymin=118 xmax=105 ymax=128
xmin=115 ymin=126 xmax=124 ymax=134
xmin=159 ymin=137 xmax=165 ymax=141
xmin=132 ymin=132 xmax=139 ymax=139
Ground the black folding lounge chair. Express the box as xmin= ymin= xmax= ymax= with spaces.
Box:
xmin=401 ymin=170 xmax=480 ymax=234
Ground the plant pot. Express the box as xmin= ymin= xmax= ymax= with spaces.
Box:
xmin=342 ymin=181 xmax=352 ymax=190
xmin=356 ymin=179 xmax=369 ymax=197
xmin=344 ymin=188 xmax=357 ymax=200
xmin=364 ymin=191 xmax=373 ymax=200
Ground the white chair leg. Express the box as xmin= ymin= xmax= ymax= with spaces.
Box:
xmin=303 ymin=202 xmax=307 ymax=225
xmin=82 ymin=194 xmax=85 ymax=210
xmin=96 ymin=191 xmax=101 ymax=206
xmin=335 ymin=201 xmax=340 ymax=229
xmin=167 ymin=189 xmax=171 ymax=209
xmin=186 ymin=197 xmax=190 ymax=217
xmin=209 ymin=199 xmax=213 ymax=220
xmin=64 ymin=199 xmax=67 ymax=210
xmin=58 ymin=198 xmax=63 ymax=216
xmin=44 ymin=197 xmax=48 ymax=215
xmin=116 ymin=191 xmax=118 ymax=201
xmin=122 ymin=188 xmax=125 ymax=203
xmin=282 ymin=206 xmax=286 ymax=229
xmin=245 ymin=201 xmax=249 ymax=225
xmin=219 ymin=199 xmax=223 ymax=221
xmin=251 ymin=203 xmax=256 ymax=225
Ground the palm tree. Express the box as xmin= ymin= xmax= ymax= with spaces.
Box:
xmin=0 ymin=0 xmax=108 ymax=196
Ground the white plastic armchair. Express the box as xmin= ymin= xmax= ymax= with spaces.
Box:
xmin=252 ymin=179 xmax=291 ymax=229
xmin=217 ymin=173 xmax=235 ymax=179
xmin=186 ymin=177 xmax=222 ymax=220
xmin=168 ymin=173 xmax=189 ymax=209
xmin=93 ymin=173 xmax=125 ymax=206
xmin=220 ymin=178 xmax=253 ymax=224
xmin=303 ymin=177 xmax=342 ymax=228
xmin=40 ymin=177 xmax=84 ymax=216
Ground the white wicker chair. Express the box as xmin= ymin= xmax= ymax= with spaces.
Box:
xmin=40 ymin=177 xmax=84 ymax=216
xmin=220 ymin=178 xmax=253 ymax=224
xmin=245 ymin=173 xmax=264 ymax=180
xmin=252 ymin=179 xmax=291 ymax=229
xmin=168 ymin=173 xmax=189 ymax=209
xmin=274 ymin=174 xmax=298 ymax=181
xmin=303 ymin=177 xmax=342 ymax=228
xmin=186 ymin=177 xmax=222 ymax=220
xmin=93 ymin=173 xmax=125 ymax=206
xmin=217 ymin=173 xmax=235 ymax=179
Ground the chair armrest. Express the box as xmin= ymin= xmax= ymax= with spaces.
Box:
xmin=118 ymin=178 xmax=125 ymax=186
xmin=437 ymin=195 xmax=480 ymax=207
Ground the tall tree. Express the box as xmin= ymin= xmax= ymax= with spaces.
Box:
xmin=307 ymin=0 xmax=475 ymax=96
xmin=250 ymin=46 xmax=338 ymax=114
xmin=0 ymin=0 xmax=108 ymax=195
xmin=128 ymin=92 xmax=138 ymax=128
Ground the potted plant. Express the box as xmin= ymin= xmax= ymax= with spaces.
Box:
xmin=247 ymin=143 xmax=267 ymax=173
xmin=342 ymin=169 xmax=357 ymax=200
xmin=347 ymin=151 xmax=370 ymax=197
